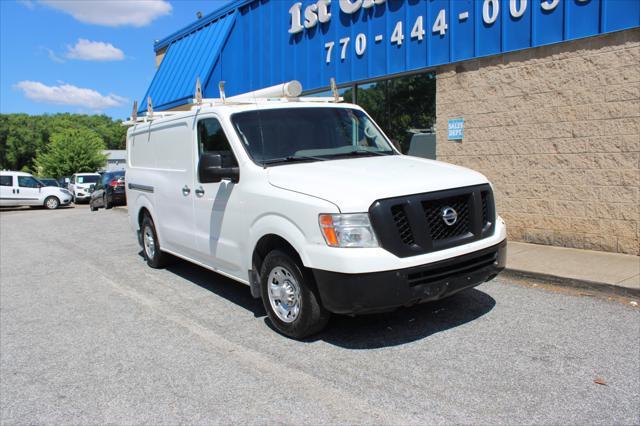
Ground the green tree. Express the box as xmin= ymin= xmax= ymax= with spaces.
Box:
xmin=0 ymin=113 xmax=126 ymax=171
xmin=35 ymin=128 xmax=107 ymax=178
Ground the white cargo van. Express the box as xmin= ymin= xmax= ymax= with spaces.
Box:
xmin=125 ymin=83 xmax=507 ymax=338
xmin=0 ymin=171 xmax=72 ymax=209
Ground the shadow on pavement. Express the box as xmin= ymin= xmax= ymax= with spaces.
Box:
xmin=0 ymin=205 xmax=75 ymax=213
xmin=163 ymin=256 xmax=496 ymax=349
xmin=165 ymin=257 xmax=266 ymax=317
xmin=313 ymin=289 xmax=495 ymax=349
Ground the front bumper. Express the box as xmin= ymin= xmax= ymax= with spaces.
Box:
xmin=74 ymin=193 xmax=90 ymax=201
xmin=312 ymin=239 xmax=506 ymax=315
xmin=61 ymin=197 xmax=71 ymax=205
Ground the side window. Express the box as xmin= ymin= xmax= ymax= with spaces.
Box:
xmin=18 ymin=176 xmax=40 ymax=188
xmin=0 ymin=176 xmax=12 ymax=187
xmin=197 ymin=118 xmax=238 ymax=169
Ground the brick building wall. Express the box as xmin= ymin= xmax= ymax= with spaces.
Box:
xmin=436 ymin=29 xmax=639 ymax=256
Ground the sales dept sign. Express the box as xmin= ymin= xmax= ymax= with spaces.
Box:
xmin=448 ymin=119 xmax=464 ymax=141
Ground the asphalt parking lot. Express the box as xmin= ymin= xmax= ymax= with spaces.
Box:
xmin=1 ymin=205 xmax=639 ymax=424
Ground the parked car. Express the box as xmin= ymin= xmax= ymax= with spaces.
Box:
xmin=0 ymin=171 xmax=72 ymax=209
xmin=125 ymin=86 xmax=507 ymax=338
xmin=69 ymin=173 xmax=100 ymax=203
xmin=38 ymin=177 xmax=60 ymax=187
xmin=89 ymin=170 xmax=126 ymax=211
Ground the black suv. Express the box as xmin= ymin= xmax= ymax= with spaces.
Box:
xmin=90 ymin=171 xmax=126 ymax=211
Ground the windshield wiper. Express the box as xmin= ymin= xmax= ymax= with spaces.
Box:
xmin=261 ymin=155 xmax=327 ymax=166
xmin=330 ymin=149 xmax=393 ymax=158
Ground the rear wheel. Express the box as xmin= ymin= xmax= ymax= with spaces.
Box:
xmin=104 ymin=194 xmax=112 ymax=209
xmin=141 ymin=215 xmax=169 ymax=268
xmin=260 ymin=250 xmax=330 ymax=339
xmin=44 ymin=196 xmax=60 ymax=210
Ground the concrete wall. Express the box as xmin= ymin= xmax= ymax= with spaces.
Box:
xmin=436 ymin=29 xmax=639 ymax=255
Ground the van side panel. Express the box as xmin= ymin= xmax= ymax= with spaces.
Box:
xmin=128 ymin=119 xmax=197 ymax=257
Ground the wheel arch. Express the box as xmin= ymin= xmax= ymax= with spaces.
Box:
xmin=132 ymin=195 xmax=164 ymax=247
xmin=248 ymin=215 xmax=311 ymax=299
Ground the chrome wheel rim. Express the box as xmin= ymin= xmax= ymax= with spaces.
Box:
xmin=267 ymin=266 xmax=301 ymax=323
xmin=143 ymin=225 xmax=156 ymax=259
xmin=46 ymin=198 xmax=57 ymax=209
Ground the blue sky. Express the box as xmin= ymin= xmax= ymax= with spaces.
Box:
xmin=0 ymin=0 xmax=232 ymax=120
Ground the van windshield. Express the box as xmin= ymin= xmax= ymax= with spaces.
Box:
xmin=231 ymin=107 xmax=396 ymax=166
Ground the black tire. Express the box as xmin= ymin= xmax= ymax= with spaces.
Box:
xmin=90 ymin=201 xmax=98 ymax=212
xmin=104 ymin=194 xmax=112 ymax=209
xmin=43 ymin=196 xmax=60 ymax=210
xmin=260 ymin=250 xmax=330 ymax=339
xmin=140 ymin=214 xmax=169 ymax=268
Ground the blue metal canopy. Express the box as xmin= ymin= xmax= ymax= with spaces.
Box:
xmin=140 ymin=11 xmax=237 ymax=112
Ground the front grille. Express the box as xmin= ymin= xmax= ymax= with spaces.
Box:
xmin=391 ymin=205 xmax=415 ymax=245
xmin=481 ymin=190 xmax=489 ymax=225
xmin=369 ymin=184 xmax=496 ymax=258
xmin=423 ymin=195 xmax=471 ymax=241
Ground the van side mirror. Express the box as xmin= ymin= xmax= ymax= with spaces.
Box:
xmin=198 ymin=153 xmax=239 ymax=184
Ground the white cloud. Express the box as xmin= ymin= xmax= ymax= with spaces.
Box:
xmin=15 ymin=81 xmax=128 ymax=110
xmin=39 ymin=0 xmax=172 ymax=27
xmin=66 ymin=39 xmax=124 ymax=61
xmin=17 ymin=0 xmax=35 ymax=10
xmin=42 ymin=47 xmax=65 ymax=63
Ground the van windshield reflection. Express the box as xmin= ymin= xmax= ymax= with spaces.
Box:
xmin=231 ymin=107 xmax=396 ymax=166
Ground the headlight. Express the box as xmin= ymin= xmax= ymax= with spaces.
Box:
xmin=319 ymin=213 xmax=378 ymax=248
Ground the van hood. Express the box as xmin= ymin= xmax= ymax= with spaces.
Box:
xmin=267 ymin=155 xmax=488 ymax=212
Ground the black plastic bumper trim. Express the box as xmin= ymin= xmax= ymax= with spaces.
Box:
xmin=312 ymin=239 xmax=507 ymax=315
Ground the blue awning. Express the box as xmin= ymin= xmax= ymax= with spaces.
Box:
xmin=139 ymin=11 xmax=237 ymax=113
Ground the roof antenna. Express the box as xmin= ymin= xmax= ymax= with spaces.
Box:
xmin=330 ymin=77 xmax=339 ymax=103
xmin=131 ymin=100 xmax=138 ymax=121
xmin=196 ymin=11 xmax=203 ymax=19
xmin=147 ymin=96 xmax=153 ymax=118
xmin=218 ymin=81 xmax=226 ymax=104
xmin=194 ymin=77 xmax=202 ymax=104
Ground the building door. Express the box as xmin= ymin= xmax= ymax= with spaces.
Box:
xmin=355 ymin=72 xmax=436 ymax=158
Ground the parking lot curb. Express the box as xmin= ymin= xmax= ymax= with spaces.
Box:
xmin=502 ymin=268 xmax=640 ymax=299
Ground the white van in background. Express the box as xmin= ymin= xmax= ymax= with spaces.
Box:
xmin=69 ymin=173 xmax=101 ymax=204
xmin=0 ymin=171 xmax=72 ymax=209
xmin=125 ymin=82 xmax=507 ymax=338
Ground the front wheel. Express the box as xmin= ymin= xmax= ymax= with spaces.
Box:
xmin=44 ymin=196 xmax=60 ymax=210
xmin=104 ymin=194 xmax=112 ymax=209
xmin=140 ymin=215 xmax=169 ymax=268
xmin=260 ymin=250 xmax=330 ymax=339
